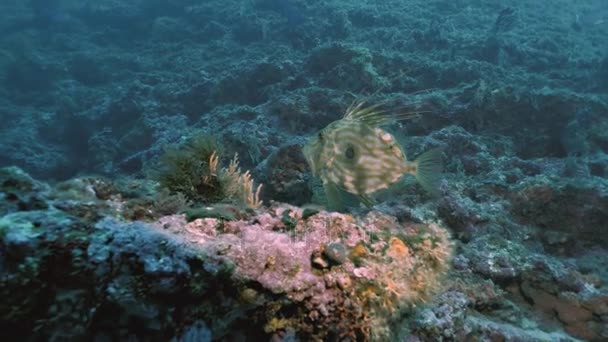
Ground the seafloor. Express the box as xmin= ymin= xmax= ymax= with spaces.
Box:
xmin=0 ymin=0 xmax=607 ymax=341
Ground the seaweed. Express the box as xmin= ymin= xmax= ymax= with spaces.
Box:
xmin=154 ymin=134 xmax=262 ymax=209
xmin=154 ymin=135 xmax=223 ymax=204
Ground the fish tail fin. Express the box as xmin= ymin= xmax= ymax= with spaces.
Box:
xmin=410 ymin=148 xmax=443 ymax=196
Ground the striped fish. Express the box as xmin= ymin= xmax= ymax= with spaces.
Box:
xmin=303 ymin=101 xmax=442 ymax=210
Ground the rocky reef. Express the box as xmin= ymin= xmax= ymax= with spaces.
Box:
xmin=1 ymin=0 xmax=608 ymax=341
xmin=2 ymin=155 xmax=607 ymax=340
xmin=0 ymin=166 xmax=453 ymax=341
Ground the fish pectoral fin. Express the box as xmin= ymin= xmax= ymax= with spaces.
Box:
xmin=411 ymin=147 xmax=444 ymax=196
xmin=357 ymin=194 xmax=375 ymax=208
xmin=324 ymin=182 xmax=347 ymax=212
xmin=323 ymin=182 xmax=361 ymax=212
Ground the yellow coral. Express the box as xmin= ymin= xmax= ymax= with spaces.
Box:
xmin=351 ymin=243 xmax=368 ymax=259
xmin=214 ymin=152 xmax=263 ymax=209
xmin=387 ymin=237 xmax=409 ymax=259
xmin=264 ymin=317 xmax=291 ymax=333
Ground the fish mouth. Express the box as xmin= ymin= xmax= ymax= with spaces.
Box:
xmin=301 ymin=141 xmax=317 ymax=172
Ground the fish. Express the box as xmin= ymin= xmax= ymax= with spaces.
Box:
xmin=302 ymin=101 xmax=442 ymax=211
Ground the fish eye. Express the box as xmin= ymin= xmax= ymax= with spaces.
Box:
xmin=318 ymin=132 xmax=324 ymax=140
xmin=345 ymin=145 xmax=355 ymax=159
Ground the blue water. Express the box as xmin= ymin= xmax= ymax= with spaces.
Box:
xmin=0 ymin=0 xmax=607 ymax=341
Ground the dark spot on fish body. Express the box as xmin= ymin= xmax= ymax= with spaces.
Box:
xmin=345 ymin=145 xmax=355 ymax=159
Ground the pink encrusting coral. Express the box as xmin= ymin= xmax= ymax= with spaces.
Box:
xmin=156 ymin=203 xmax=453 ymax=340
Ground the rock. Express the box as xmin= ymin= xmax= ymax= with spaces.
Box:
xmin=510 ymin=177 xmax=608 ymax=245
xmin=258 ymin=144 xmax=312 ymax=206
xmin=323 ymin=242 xmax=346 ymax=265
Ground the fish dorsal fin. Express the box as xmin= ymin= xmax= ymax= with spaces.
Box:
xmin=343 ymin=100 xmax=423 ymax=127
xmin=343 ymin=100 xmax=387 ymax=125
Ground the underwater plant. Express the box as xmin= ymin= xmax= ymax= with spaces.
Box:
xmin=155 ymin=135 xmax=222 ymax=204
xmin=212 ymin=152 xmax=263 ymax=209
xmin=155 ymin=134 xmax=262 ymax=209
